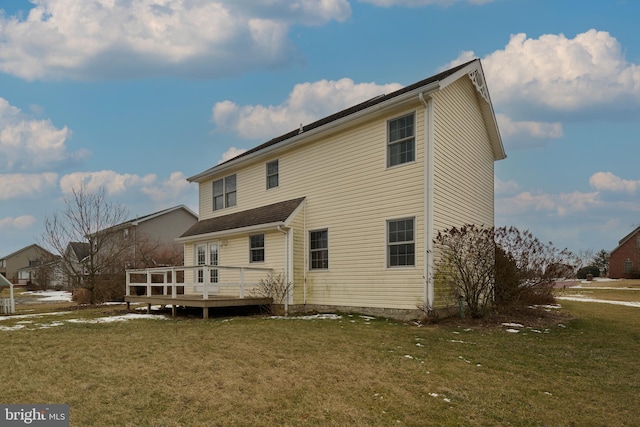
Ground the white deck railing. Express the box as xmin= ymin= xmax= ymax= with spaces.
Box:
xmin=125 ymin=265 xmax=273 ymax=300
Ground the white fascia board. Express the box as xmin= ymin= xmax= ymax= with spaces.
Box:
xmin=188 ymin=82 xmax=441 ymax=182
xmin=175 ymin=221 xmax=286 ymax=244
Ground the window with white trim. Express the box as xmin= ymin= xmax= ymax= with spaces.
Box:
xmin=266 ymin=160 xmax=279 ymax=189
xmin=387 ymin=218 xmax=415 ymax=267
xmin=309 ymin=229 xmax=328 ymax=270
xmin=250 ymin=234 xmax=265 ymax=263
xmin=213 ymin=174 xmax=236 ymax=211
xmin=387 ymin=113 xmax=415 ymax=167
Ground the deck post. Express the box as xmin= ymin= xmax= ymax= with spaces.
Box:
xmin=172 ymin=305 xmax=176 ymax=317
xmin=146 ymin=271 xmax=152 ymax=296
xmin=239 ymin=268 xmax=245 ymax=299
xmin=125 ymin=271 xmax=131 ymax=296
xmin=163 ymin=271 xmax=168 ymax=295
xmin=147 ymin=303 xmax=151 ymax=314
xmin=203 ymin=307 xmax=209 ymax=319
xmin=171 ymin=267 xmax=177 ymax=298
xmin=203 ymin=267 xmax=209 ymax=300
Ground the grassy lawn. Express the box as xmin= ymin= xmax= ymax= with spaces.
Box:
xmin=1 ymin=299 xmax=639 ymax=426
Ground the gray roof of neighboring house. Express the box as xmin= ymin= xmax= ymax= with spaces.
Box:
xmin=610 ymin=226 xmax=640 ymax=254
xmin=95 ymin=204 xmax=198 ymax=236
xmin=0 ymin=243 xmax=53 ymax=261
xmin=68 ymin=242 xmax=91 ymax=261
xmin=180 ymin=198 xmax=305 ymax=239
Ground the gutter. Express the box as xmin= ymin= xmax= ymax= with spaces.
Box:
xmin=419 ymin=90 xmax=436 ymax=310
xmin=277 ymin=225 xmax=290 ymax=315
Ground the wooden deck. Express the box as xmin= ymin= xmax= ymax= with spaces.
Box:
xmin=125 ymin=295 xmax=273 ymax=319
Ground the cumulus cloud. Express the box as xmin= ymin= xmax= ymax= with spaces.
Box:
xmin=141 ymin=171 xmax=191 ymax=203
xmin=0 ymin=173 xmax=58 ymax=200
xmin=0 ymin=98 xmax=86 ymax=172
xmin=60 ymin=170 xmax=156 ymax=196
xmin=0 ymin=215 xmax=36 ymax=230
xmin=497 ymin=190 xmax=601 ymax=217
xmin=494 ymin=177 xmax=519 ymax=196
xmin=213 ymin=78 xmax=403 ymax=140
xmin=495 ymin=113 xmax=563 ymax=147
xmin=0 ymin=0 xmax=351 ymax=80
xmin=589 ymin=172 xmax=640 ymax=193
xmin=476 ymin=29 xmax=640 ymax=115
xmin=218 ymin=147 xmax=248 ymax=164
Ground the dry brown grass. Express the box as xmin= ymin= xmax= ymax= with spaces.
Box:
xmin=0 ymin=303 xmax=638 ymax=426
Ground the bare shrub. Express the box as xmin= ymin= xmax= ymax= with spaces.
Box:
xmin=250 ymin=273 xmax=292 ymax=314
xmin=72 ymin=288 xmax=91 ymax=305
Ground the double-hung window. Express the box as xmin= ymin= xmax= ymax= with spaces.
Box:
xmin=213 ymin=174 xmax=237 ymax=211
xmin=250 ymin=234 xmax=265 ymax=263
xmin=387 ymin=113 xmax=415 ymax=167
xmin=309 ymin=229 xmax=328 ymax=270
xmin=266 ymin=160 xmax=279 ymax=189
xmin=624 ymin=260 xmax=633 ymax=273
xmin=387 ymin=218 xmax=415 ymax=267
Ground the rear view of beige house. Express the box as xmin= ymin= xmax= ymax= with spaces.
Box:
xmin=128 ymin=59 xmax=505 ymax=319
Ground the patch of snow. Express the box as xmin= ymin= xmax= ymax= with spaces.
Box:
xmin=501 ymin=322 xmax=524 ymax=328
xmin=0 ymin=324 xmax=26 ymax=331
xmin=429 ymin=393 xmax=439 ymax=398
xmin=270 ymin=313 xmax=342 ymax=320
xmin=556 ymin=296 xmax=640 ymax=308
xmin=66 ymin=313 xmax=166 ymax=324
xmin=443 ymin=398 xmax=451 ymax=403
xmin=404 ymin=355 xmax=414 ymax=359
xmin=505 ymin=329 xmax=520 ymax=333
xmin=0 ymin=311 xmax=72 ymax=321
xmin=22 ymin=290 xmax=73 ymax=302
xmin=416 ymin=343 xmax=424 ymax=347
xmin=359 ymin=315 xmax=376 ymax=320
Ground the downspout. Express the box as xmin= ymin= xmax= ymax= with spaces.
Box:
xmin=277 ymin=225 xmax=290 ymax=315
xmin=419 ymin=92 xmax=435 ymax=310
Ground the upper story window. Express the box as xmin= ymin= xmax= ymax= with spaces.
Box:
xmin=387 ymin=218 xmax=415 ymax=267
xmin=387 ymin=113 xmax=415 ymax=167
xmin=250 ymin=234 xmax=265 ymax=263
xmin=213 ymin=174 xmax=237 ymax=211
xmin=266 ymin=160 xmax=279 ymax=189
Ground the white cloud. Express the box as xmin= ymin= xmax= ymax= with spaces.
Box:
xmin=141 ymin=171 xmax=191 ymax=203
xmin=60 ymin=171 xmax=156 ymax=196
xmin=495 ymin=113 xmax=563 ymax=147
xmin=218 ymin=147 xmax=248 ymax=164
xmin=0 ymin=215 xmax=36 ymax=230
xmin=497 ymin=190 xmax=601 ymax=217
xmin=0 ymin=0 xmax=351 ymax=80
xmin=213 ymin=78 xmax=403 ymax=140
xmin=476 ymin=29 xmax=640 ymax=114
xmin=0 ymin=173 xmax=58 ymax=200
xmin=0 ymin=98 xmax=86 ymax=172
xmin=589 ymin=172 xmax=640 ymax=193
xmin=494 ymin=177 xmax=519 ymax=196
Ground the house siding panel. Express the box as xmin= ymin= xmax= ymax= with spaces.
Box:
xmin=192 ymin=106 xmax=426 ymax=310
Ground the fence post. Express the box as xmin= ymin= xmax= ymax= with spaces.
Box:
xmin=172 ymin=267 xmax=177 ymax=299
xmin=126 ymin=271 xmax=131 ymax=296
xmin=146 ymin=271 xmax=152 ymax=296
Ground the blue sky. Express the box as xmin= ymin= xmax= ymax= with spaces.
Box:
xmin=1 ymin=0 xmax=639 ymax=259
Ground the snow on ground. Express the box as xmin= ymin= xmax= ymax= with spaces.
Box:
xmin=0 ymin=313 xmax=166 ymax=331
xmin=556 ymin=296 xmax=640 ymax=308
xmin=21 ymin=290 xmax=73 ymax=302
xmin=270 ymin=313 xmax=342 ymax=320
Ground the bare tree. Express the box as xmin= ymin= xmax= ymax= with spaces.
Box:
xmin=41 ymin=185 xmax=129 ymax=304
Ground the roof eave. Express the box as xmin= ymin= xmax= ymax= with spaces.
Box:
xmin=176 ymin=221 xmax=286 ymax=243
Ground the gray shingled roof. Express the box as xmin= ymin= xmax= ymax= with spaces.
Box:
xmin=180 ymin=197 xmax=305 ymax=238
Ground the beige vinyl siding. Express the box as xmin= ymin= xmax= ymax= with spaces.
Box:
xmin=194 ymin=105 xmax=426 ymax=310
xmin=432 ymin=76 xmax=495 ymax=230
xmin=431 ymin=76 xmax=496 ymax=308
xmin=290 ymin=207 xmax=305 ymax=305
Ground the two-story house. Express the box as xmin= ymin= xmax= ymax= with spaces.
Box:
xmin=0 ymin=244 xmax=55 ymax=285
xmin=173 ymin=59 xmax=505 ymax=319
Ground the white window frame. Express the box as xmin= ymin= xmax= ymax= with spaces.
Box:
xmin=387 ymin=112 xmax=416 ymax=168
xmin=213 ymin=174 xmax=237 ymax=211
xmin=387 ymin=217 xmax=416 ymax=268
xmin=266 ymin=160 xmax=279 ymax=190
xmin=309 ymin=229 xmax=329 ymax=270
xmin=250 ymin=234 xmax=265 ymax=263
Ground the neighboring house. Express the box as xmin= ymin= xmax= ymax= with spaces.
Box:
xmin=109 ymin=205 xmax=199 ymax=268
xmin=175 ymin=59 xmax=506 ymax=319
xmin=0 ymin=244 xmax=55 ymax=285
xmin=609 ymin=226 xmax=640 ymax=278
